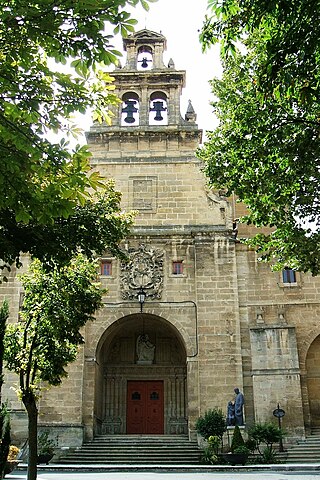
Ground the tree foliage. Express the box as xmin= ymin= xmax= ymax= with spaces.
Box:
xmin=0 ymin=180 xmax=134 ymax=276
xmin=0 ymin=0 xmax=154 ymax=276
xmin=4 ymin=256 xmax=105 ymax=479
xmin=198 ymin=0 xmax=320 ymax=274
xmin=248 ymin=422 xmax=284 ymax=462
xmin=5 ymin=256 xmax=105 ymax=387
xmin=195 ymin=408 xmax=226 ymax=440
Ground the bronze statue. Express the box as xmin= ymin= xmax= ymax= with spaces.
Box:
xmin=226 ymin=400 xmax=235 ymax=426
xmin=234 ymin=387 xmax=245 ymax=426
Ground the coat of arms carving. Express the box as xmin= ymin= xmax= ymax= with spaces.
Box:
xmin=120 ymin=244 xmax=163 ymax=300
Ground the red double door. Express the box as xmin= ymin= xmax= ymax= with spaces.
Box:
xmin=127 ymin=380 xmax=164 ymax=434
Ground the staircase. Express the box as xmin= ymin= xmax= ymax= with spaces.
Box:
xmin=285 ymin=429 xmax=320 ymax=463
xmin=58 ymin=435 xmax=201 ymax=465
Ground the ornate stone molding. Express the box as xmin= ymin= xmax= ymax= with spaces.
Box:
xmin=120 ymin=244 xmax=164 ymax=300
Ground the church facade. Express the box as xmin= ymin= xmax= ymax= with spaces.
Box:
xmin=3 ymin=29 xmax=320 ymax=449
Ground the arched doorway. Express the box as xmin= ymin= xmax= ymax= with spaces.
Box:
xmin=306 ymin=335 xmax=320 ymax=427
xmin=94 ymin=313 xmax=187 ymax=435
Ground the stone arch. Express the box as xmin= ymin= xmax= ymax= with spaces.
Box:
xmin=93 ymin=312 xmax=189 ymax=436
xmin=305 ymin=334 xmax=320 ymax=427
xmin=300 ymin=328 xmax=320 ymax=371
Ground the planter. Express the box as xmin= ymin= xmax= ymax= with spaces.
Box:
xmin=4 ymin=460 xmax=19 ymax=476
xmin=37 ymin=453 xmax=54 ymax=464
xmin=222 ymin=453 xmax=248 ymax=466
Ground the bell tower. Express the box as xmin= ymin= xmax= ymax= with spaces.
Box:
xmin=87 ymin=28 xmax=202 ymax=157
xmin=85 ymin=29 xmax=235 ymax=440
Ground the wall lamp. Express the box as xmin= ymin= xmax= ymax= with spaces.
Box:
xmin=137 ymin=287 xmax=146 ymax=313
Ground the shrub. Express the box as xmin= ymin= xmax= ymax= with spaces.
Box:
xmin=248 ymin=422 xmax=283 ymax=452
xmin=233 ymin=445 xmax=250 ymax=455
xmin=231 ymin=425 xmax=245 ymax=453
xmin=7 ymin=445 xmax=19 ymax=461
xmin=261 ymin=446 xmax=278 ymax=464
xmin=245 ymin=437 xmax=257 ymax=452
xmin=38 ymin=431 xmax=56 ymax=456
xmin=248 ymin=422 xmax=285 ymax=464
xmin=196 ymin=408 xmax=226 ymax=440
xmin=201 ymin=435 xmax=222 ymax=464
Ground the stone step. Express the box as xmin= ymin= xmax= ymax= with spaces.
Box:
xmin=70 ymin=444 xmax=199 ymax=450
xmin=61 ymin=459 xmax=199 ymax=464
xmin=58 ymin=435 xmax=201 ymax=465
xmin=285 ymin=430 xmax=320 ymax=463
xmin=90 ymin=435 xmax=191 ymax=442
xmin=66 ymin=449 xmax=200 ymax=456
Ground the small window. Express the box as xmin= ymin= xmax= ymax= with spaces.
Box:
xmin=282 ymin=268 xmax=296 ymax=284
xmin=101 ymin=260 xmax=112 ymax=276
xmin=172 ymin=261 xmax=183 ymax=275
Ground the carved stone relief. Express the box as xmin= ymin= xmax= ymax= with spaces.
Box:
xmin=136 ymin=334 xmax=155 ymax=365
xmin=120 ymin=244 xmax=164 ymax=300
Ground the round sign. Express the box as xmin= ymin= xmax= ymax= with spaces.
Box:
xmin=273 ymin=408 xmax=285 ymax=418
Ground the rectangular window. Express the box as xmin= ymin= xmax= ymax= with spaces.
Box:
xmin=172 ymin=261 xmax=183 ymax=275
xmin=101 ymin=260 xmax=112 ymax=276
xmin=282 ymin=268 xmax=296 ymax=284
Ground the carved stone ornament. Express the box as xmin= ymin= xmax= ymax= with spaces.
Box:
xmin=120 ymin=244 xmax=164 ymax=300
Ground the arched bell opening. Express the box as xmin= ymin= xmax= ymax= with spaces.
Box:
xmin=306 ymin=335 xmax=320 ymax=427
xmin=121 ymin=91 xmax=140 ymax=126
xmin=94 ymin=313 xmax=187 ymax=435
xmin=137 ymin=45 xmax=153 ymax=70
xmin=149 ymin=91 xmax=168 ymax=125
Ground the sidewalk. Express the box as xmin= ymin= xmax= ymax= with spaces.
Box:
xmin=15 ymin=461 xmax=320 ymax=472
xmin=6 ymin=464 xmax=320 ymax=480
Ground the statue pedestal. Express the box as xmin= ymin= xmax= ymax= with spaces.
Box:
xmin=136 ymin=360 xmax=153 ymax=365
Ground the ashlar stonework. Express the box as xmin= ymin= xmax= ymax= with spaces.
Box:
xmin=2 ymin=29 xmax=320 ymax=451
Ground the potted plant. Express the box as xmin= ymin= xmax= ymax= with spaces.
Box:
xmin=37 ymin=431 xmax=55 ymax=465
xmin=4 ymin=445 xmax=20 ymax=476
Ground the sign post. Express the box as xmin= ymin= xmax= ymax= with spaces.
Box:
xmin=273 ymin=403 xmax=285 ymax=452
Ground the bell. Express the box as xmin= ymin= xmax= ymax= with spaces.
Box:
xmin=150 ymin=101 xmax=166 ymax=121
xmin=141 ymin=57 xmax=149 ymax=68
xmin=122 ymin=99 xmax=138 ymax=124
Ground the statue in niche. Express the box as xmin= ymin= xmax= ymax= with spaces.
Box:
xmin=108 ymin=340 xmax=121 ymax=362
xmin=136 ymin=334 xmax=155 ymax=365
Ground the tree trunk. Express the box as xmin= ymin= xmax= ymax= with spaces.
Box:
xmin=22 ymin=393 xmax=38 ymax=480
xmin=0 ymin=301 xmax=10 ymax=480
xmin=0 ymin=409 xmax=10 ymax=480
